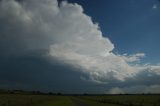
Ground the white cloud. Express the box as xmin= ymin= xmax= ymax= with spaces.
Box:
xmin=0 ymin=0 xmax=160 ymax=84
xmin=120 ymin=53 xmax=145 ymax=62
xmin=152 ymin=4 xmax=158 ymax=9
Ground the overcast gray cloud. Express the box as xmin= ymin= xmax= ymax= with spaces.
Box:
xmin=0 ymin=0 xmax=160 ymax=93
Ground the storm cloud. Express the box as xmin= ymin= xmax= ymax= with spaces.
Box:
xmin=0 ymin=0 xmax=160 ymax=93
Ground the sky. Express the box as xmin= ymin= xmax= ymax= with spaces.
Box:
xmin=0 ymin=0 xmax=160 ymax=94
xmin=68 ymin=0 xmax=160 ymax=64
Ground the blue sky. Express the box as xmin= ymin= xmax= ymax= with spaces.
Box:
xmin=68 ymin=0 xmax=160 ymax=64
xmin=0 ymin=0 xmax=160 ymax=94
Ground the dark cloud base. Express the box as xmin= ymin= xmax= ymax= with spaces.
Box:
xmin=0 ymin=55 xmax=160 ymax=94
xmin=0 ymin=55 xmax=104 ymax=93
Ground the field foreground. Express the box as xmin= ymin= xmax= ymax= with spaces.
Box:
xmin=0 ymin=94 xmax=160 ymax=106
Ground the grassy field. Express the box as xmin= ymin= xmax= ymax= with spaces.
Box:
xmin=76 ymin=95 xmax=160 ymax=106
xmin=0 ymin=93 xmax=160 ymax=106
xmin=0 ymin=94 xmax=75 ymax=106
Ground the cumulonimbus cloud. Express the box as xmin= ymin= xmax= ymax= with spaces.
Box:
xmin=0 ymin=0 xmax=160 ymax=84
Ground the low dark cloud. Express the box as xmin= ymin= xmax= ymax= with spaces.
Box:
xmin=1 ymin=55 xmax=160 ymax=93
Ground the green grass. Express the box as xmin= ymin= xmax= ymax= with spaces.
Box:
xmin=0 ymin=94 xmax=160 ymax=106
xmin=0 ymin=94 xmax=75 ymax=106
xmin=74 ymin=95 xmax=160 ymax=106
xmin=34 ymin=96 xmax=75 ymax=106
xmin=73 ymin=96 xmax=120 ymax=106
